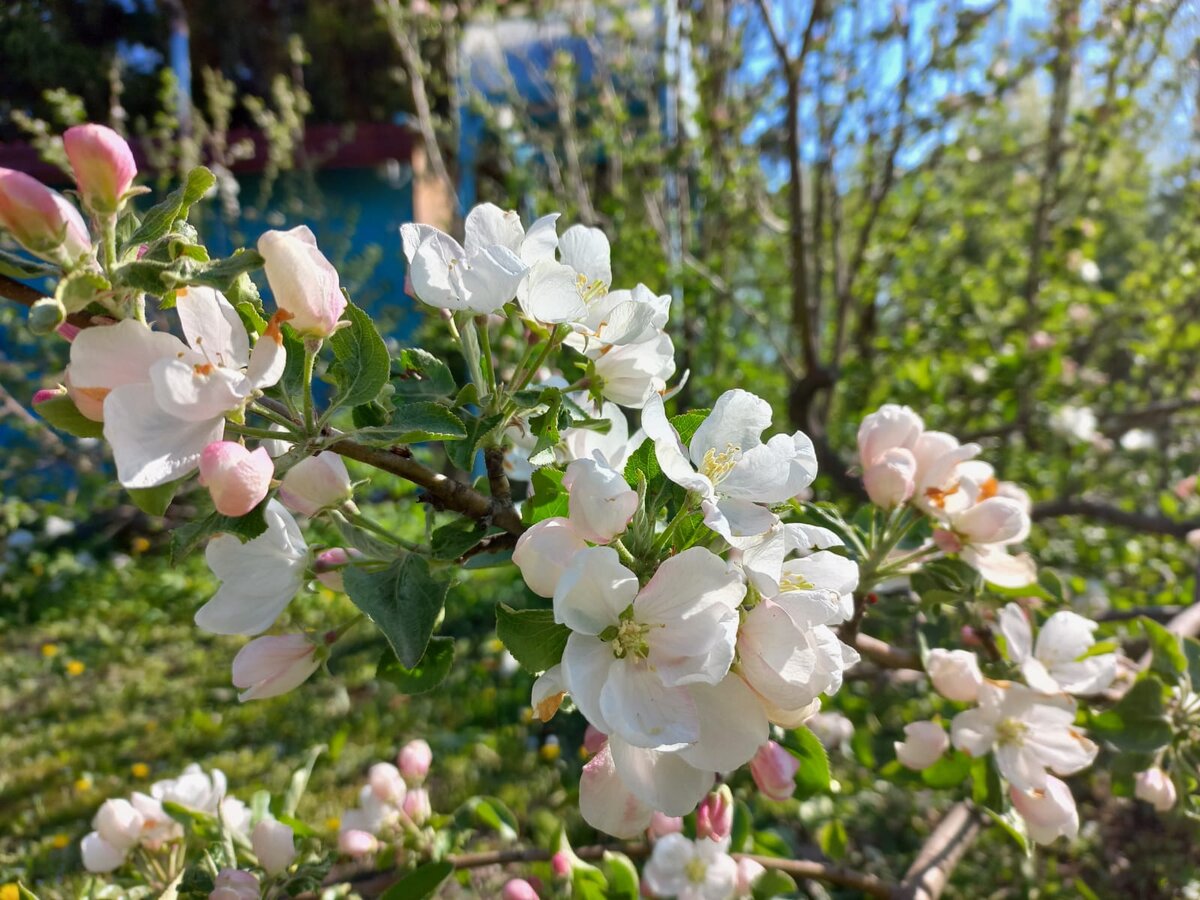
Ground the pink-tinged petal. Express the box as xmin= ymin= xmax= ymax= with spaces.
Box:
xmin=513 ymin=517 xmax=587 ymax=598
xmin=1010 ymin=776 xmax=1079 ymax=844
xmin=749 ymin=741 xmax=799 ymax=801
xmin=68 ymin=319 xmax=184 ymax=393
xmin=277 ymin=452 xmax=352 ymax=517
xmin=579 ymin=743 xmax=653 ymax=838
xmin=233 ymin=634 xmax=319 ymax=701
xmin=962 ymin=545 xmax=1037 ymax=588
xmin=199 ymin=442 xmax=274 ymax=517
xmin=103 ymin=383 xmax=224 ymax=487
xmin=857 ymin=404 xmax=924 ymax=467
xmin=247 ymin=321 xmax=287 ymax=389
xmin=894 ymin=721 xmax=949 ymax=770
xmin=609 ymin=736 xmax=713 ymax=816
xmin=257 ymin=227 xmax=346 ymax=336
xmin=564 ymin=457 xmax=639 ymax=544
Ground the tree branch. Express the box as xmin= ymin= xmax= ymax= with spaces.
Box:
xmin=893 ymin=801 xmax=985 ymax=900
xmin=1032 ymin=498 xmax=1199 ymax=538
xmin=483 ymin=445 xmax=514 ymax=511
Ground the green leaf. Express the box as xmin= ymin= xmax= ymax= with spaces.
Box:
xmin=1142 ymin=616 xmax=1187 ymax=685
xmin=34 ymin=393 xmax=104 ymax=438
xmin=969 ymin=755 xmax=1003 ymax=809
xmin=522 ymin=467 xmax=570 ymax=525
xmin=327 ymin=302 xmax=390 ymax=411
xmin=128 ymin=166 xmax=217 ymax=246
xmin=463 ymin=795 xmax=520 ymax=840
xmin=160 ymin=250 xmax=265 ymax=291
xmin=1037 ymin=568 xmax=1066 ymax=603
xmin=354 ymin=402 xmax=467 ymax=446
xmin=392 ymin=348 xmax=457 ymax=401
xmin=601 ymin=851 xmax=640 ymax=900
xmin=495 ymin=604 xmax=571 ymax=673
xmin=344 ymin=555 xmax=449 ymax=668
xmin=379 ymin=861 xmax=454 ymax=900
xmin=128 ymin=480 xmax=181 ymax=517
xmin=1184 ymin=637 xmax=1200 ymax=691
xmin=816 ymin=819 xmax=848 ymax=860
xmin=445 ymin=412 xmax=505 ymax=471
xmin=169 ymin=501 xmax=269 ymax=563
xmin=921 ymin=750 xmax=972 ymax=790
xmin=729 ymin=799 xmax=753 ymax=853
xmin=751 ymin=869 xmax=798 ymax=899
xmin=283 ymin=745 xmax=324 ymax=818
xmin=982 ymin=807 xmax=1031 ymax=856
xmin=0 ymin=248 xmax=55 ymax=279
xmin=787 ymin=726 xmax=831 ymax=798
xmin=1090 ymin=676 xmax=1173 ymax=753
xmin=430 ymin=519 xmax=492 ymax=561
xmin=377 ymin=637 xmax=454 ymax=694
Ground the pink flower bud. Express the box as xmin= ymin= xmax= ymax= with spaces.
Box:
xmin=231 ymin=634 xmax=320 ymax=701
xmin=863 ymin=447 xmax=918 ymax=509
xmin=1135 ymin=767 xmax=1177 ymax=812
xmin=551 ymin=851 xmax=571 ymax=877
xmin=397 ymin=739 xmax=433 ymax=781
xmin=257 ymin=226 xmax=347 ymax=338
xmin=251 ymin=818 xmax=295 ymax=875
xmin=63 ymin=124 xmax=138 ymax=214
xmin=1027 ymin=330 xmax=1056 ymax=351
xmin=695 ymin=785 xmax=733 ymax=841
xmin=57 ymin=322 xmax=81 ymax=342
xmin=647 ymin=811 xmax=683 ymax=840
xmin=0 ymin=168 xmax=91 ymax=261
xmin=954 ymin=497 xmax=1028 ymax=546
xmin=338 ymin=828 xmax=379 ymax=857
xmin=278 ymin=452 xmax=353 ymax=516
xmin=209 ymin=868 xmax=261 ymax=900
xmin=583 ymin=725 xmax=607 ymax=755
xmin=1009 ymin=776 xmax=1079 ymax=844
xmin=32 ymin=388 xmax=63 ymax=407
xmin=750 ymin=741 xmax=799 ymax=802
xmin=315 ymin=547 xmax=355 ymax=592
xmin=512 ymin=517 xmax=586 ymax=598
xmin=894 ymin=721 xmax=949 ymax=770
xmin=368 ymin=762 xmax=407 ymax=806
xmin=925 ymin=648 xmax=982 ymax=702
xmin=857 ymin=404 xmax=924 ymax=468
xmin=403 ymin=787 xmax=431 ymax=824
xmin=198 ymin=442 xmax=273 ymax=517
xmin=1175 ymin=476 xmax=1197 ymax=500
xmin=502 ymin=879 xmax=540 ymax=900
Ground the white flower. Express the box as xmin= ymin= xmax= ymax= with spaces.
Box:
xmin=257 ymin=226 xmax=347 ymax=337
xmin=863 ymin=447 xmax=918 ymax=509
xmin=563 ymin=282 xmax=671 ymax=351
xmin=1135 ymin=766 xmax=1177 ymax=811
xmin=368 ymin=762 xmax=408 ymax=807
xmin=643 ymin=390 xmax=817 ymax=543
xmin=925 ymin=649 xmax=983 ymax=703
xmin=1050 ymin=406 xmax=1099 ymax=444
xmin=643 ymin=833 xmax=739 ymax=900
xmin=339 ymin=784 xmax=399 ymax=836
xmin=130 ymin=791 xmax=181 ymax=845
xmin=93 ymin=798 xmax=144 ymax=851
xmin=151 ymin=764 xmax=227 ymax=815
xmin=951 ymin=681 xmax=1097 ymax=791
xmin=81 ymin=831 xmax=127 ymax=873
xmin=232 ymin=634 xmax=321 ymax=701
xmin=195 ymin=500 xmax=309 ymax=635
xmin=997 ymin=603 xmax=1116 ymax=696
xmin=1009 ymin=775 xmax=1079 ymax=844
xmin=592 ymin=332 xmax=677 ymax=409
xmin=562 ymin=395 xmax=644 ymax=469
xmin=910 ymin=431 xmax=981 ymax=516
xmin=517 ymin=223 xmax=611 ymax=324
xmin=563 ymin=456 xmax=639 ymax=544
xmin=401 ymin=203 xmax=544 ymax=313
xmin=512 ymin=517 xmax=587 ymax=598
xmin=67 ymin=287 xmax=285 ymax=488
xmin=555 ymin=546 xmax=744 ymax=749
xmin=210 ymin=869 xmax=261 ymax=900
xmin=252 ymin=818 xmax=296 ymax=875
xmin=895 ymin=721 xmax=949 ymax=770
xmin=1119 ymin=428 xmax=1156 ymax=451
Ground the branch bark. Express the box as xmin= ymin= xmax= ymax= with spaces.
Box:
xmin=1032 ymin=497 xmax=1200 ymax=537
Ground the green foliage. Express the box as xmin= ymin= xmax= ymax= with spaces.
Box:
xmin=169 ymin=500 xmax=269 ymax=562
xmin=379 ymin=861 xmax=454 ymax=900
xmin=326 ymin=301 xmax=390 ymax=411
xmin=343 ymin=555 xmax=449 ymax=668
xmin=495 ymin=605 xmax=570 ymax=674
xmin=377 ymin=637 xmax=455 ymax=694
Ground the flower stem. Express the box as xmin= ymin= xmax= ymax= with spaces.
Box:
xmin=301 ymin=340 xmax=319 ymax=433
xmin=342 ymin=507 xmax=425 ymax=554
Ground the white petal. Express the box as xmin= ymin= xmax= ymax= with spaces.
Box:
xmin=521 ymin=213 xmax=560 ymax=264
xmin=247 ymin=330 xmax=287 ymax=389
xmin=460 ymin=245 xmax=527 ymax=313
xmin=177 ymin=287 xmax=249 ymax=368
xmin=400 ymin=222 xmax=442 ymax=263
xmin=518 ymin=259 xmax=587 ymax=323
xmin=997 ymin=603 xmax=1034 ymax=664
xmin=1035 ymin=611 xmax=1098 ymax=666
xmin=553 ymin=546 xmax=639 ymax=634
xmin=463 ymin=202 xmax=525 ymax=254
xmin=688 ymin=390 xmax=771 ymax=466
xmin=81 ymin=832 xmax=126 ymax=873
xmin=609 ymin=737 xmax=713 ymax=816
xmin=561 ymin=633 xmax=616 ymax=734
xmin=559 ymin=224 xmax=611 ymax=286
xmin=676 ymin=676 xmax=769 ymax=772
xmin=69 ymin=318 xmax=184 ymax=391
xmin=104 ymin=383 xmax=224 ymax=487
xmin=410 ymin=232 xmax=469 ymax=309
xmin=950 ymin=707 xmax=996 ymax=758
xmin=149 ymin=356 xmax=249 ymax=422
xmin=600 ymin=661 xmax=700 ymax=749
xmin=963 ymin=546 xmax=1038 ymax=588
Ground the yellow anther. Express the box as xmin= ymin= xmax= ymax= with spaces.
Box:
xmin=699 ymin=443 xmax=741 ymax=483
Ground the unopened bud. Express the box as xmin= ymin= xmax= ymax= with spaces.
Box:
xmin=63 ymin=124 xmax=138 ymax=214
xmin=695 ymin=785 xmax=733 ymax=841
xmin=338 ymin=828 xmax=379 ymax=857
xmin=894 ymin=720 xmax=949 ymax=770
xmin=28 ymin=297 xmax=66 ymax=335
xmin=750 ymin=741 xmax=799 ymax=802
xmin=502 ymin=879 xmax=540 ymax=900
xmin=397 ymin=739 xmax=433 ymax=782
xmin=551 ymin=851 xmax=571 ymax=877
xmin=0 ymin=168 xmax=91 ymax=262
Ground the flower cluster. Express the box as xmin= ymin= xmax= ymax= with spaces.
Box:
xmin=337 ymin=740 xmax=434 ymax=858
xmin=516 ymin=389 xmax=858 ymax=836
xmin=857 ymin=404 xmax=1036 ymax=587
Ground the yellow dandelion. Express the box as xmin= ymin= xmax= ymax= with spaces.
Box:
xmin=131 ymin=762 xmax=150 ymax=778
xmin=74 ymin=777 xmax=93 ymax=792
xmin=1 ymin=883 xmax=19 ymax=900
xmin=324 ymin=816 xmax=341 ymax=831
xmin=131 ymin=536 xmax=151 ymax=555
xmin=66 ymin=660 xmax=85 ymax=676
xmin=41 ymin=643 xmax=59 ymax=657
xmin=539 ymin=742 xmax=561 ymax=763
xmin=51 ymin=833 xmax=70 ymax=849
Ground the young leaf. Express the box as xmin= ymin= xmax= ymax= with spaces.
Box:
xmin=353 ymin=402 xmax=467 ymax=446
xmin=751 ymin=869 xmax=798 ymax=899
xmin=601 ymin=851 xmax=640 ymax=900
xmin=522 ymin=467 xmax=570 ymax=525
xmin=445 ymin=412 xmax=505 ymax=471
xmin=1142 ymin=616 xmax=1187 ymax=685
xmin=379 ymin=861 xmax=454 ymax=900
xmin=430 ymin=519 xmax=493 ymax=561
xmin=462 ymin=796 xmax=520 ymax=840
xmin=787 ymin=726 xmax=831 ymax=798
xmin=392 ymin=348 xmax=457 ymax=401
xmin=128 ymin=480 xmax=180 ymax=517
xmin=1089 ymin=676 xmax=1173 ymax=753
xmin=816 ymin=819 xmax=848 ymax=860
xmin=33 ymin=393 xmax=104 ymax=439
xmin=344 ymin=555 xmax=449 ymax=668
xmin=377 ymin=637 xmax=454 ymax=694
xmin=127 ymin=166 xmax=217 ymax=247
xmin=327 ymin=301 xmax=390 ymax=411
xmin=495 ymin=604 xmax=571 ymax=673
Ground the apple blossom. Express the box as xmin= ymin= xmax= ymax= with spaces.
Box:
xmin=198 ymin=442 xmax=273 ymax=517
xmin=513 ymin=517 xmax=588 ymax=598
xmin=563 ymin=282 xmax=670 ymax=350
xmin=339 ymin=783 xmax=399 ymax=836
xmin=0 ymin=168 xmax=91 ymax=263
xmin=563 ymin=456 xmax=639 ymax=544
xmin=643 ymin=833 xmax=738 ymax=900
xmin=502 ymin=879 xmax=540 ymax=900
xmin=278 ymin=451 xmax=353 ymax=516
xmin=403 ymin=786 xmax=432 ymax=823
xmin=251 ymin=818 xmax=296 ymax=875
xmin=194 ymin=500 xmax=309 ymax=635
xmin=397 ymin=739 xmax=433 ymax=782
xmin=592 ymin=331 xmax=677 ymax=408
xmin=401 ymin=203 xmax=537 ymax=313
xmin=210 ymin=869 xmax=261 ymax=900
xmin=314 ymin=547 xmax=354 ymax=591
xmin=997 ymin=603 xmax=1117 ymax=696
xmin=1135 ymin=767 xmax=1177 ymax=812
xmin=857 ymin=403 xmax=924 ymax=468
xmin=151 ymin=764 xmax=228 ymax=814
xmin=1050 ymin=406 xmax=1100 ymax=444
xmin=578 ymin=743 xmax=654 ymax=837
xmin=130 ymin=791 xmax=182 ymax=845
xmin=68 ymin=287 xmax=286 ymax=488
xmin=231 ymin=633 xmax=321 ymax=701
xmin=1009 ymin=776 xmax=1080 ymax=844
xmin=911 ymin=430 xmax=981 ymax=515
xmin=257 ymin=226 xmax=348 ymax=337
xmin=555 ymin=546 xmax=744 ymax=749
xmin=925 ymin=648 xmax=984 ymax=702
xmin=368 ymin=762 xmax=407 ymax=807
xmin=338 ymin=829 xmax=379 ymax=857
xmin=863 ymin=447 xmax=918 ymax=508
xmin=951 ymin=681 xmax=1097 ymax=791
xmin=644 ymin=389 xmax=817 ymax=543
xmin=750 ymin=741 xmax=799 ymax=802
xmin=63 ymin=124 xmax=137 ymax=214
xmin=81 ymin=831 xmax=128 ymax=873
xmin=93 ymin=798 xmax=144 ymax=851
xmin=895 ymin=721 xmax=949 ymax=770
xmin=531 ymin=665 xmax=566 ymax=721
